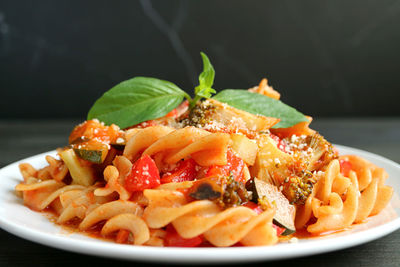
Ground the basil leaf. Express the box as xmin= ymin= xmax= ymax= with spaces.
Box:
xmin=195 ymin=52 xmax=215 ymax=94
xmin=87 ymin=77 xmax=186 ymax=129
xmin=191 ymin=52 xmax=216 ymax=108
xmin=213 ymin=89 xmax=308 ymax=128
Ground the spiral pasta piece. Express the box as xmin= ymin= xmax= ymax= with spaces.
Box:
xmin=295 ymin=157 xmax=393 ymax=233
xmin=122 ymin=126 xmax=232 ymax=167
xmin=123 ymin=126 xmax=174 ymax=161
xmin=15 ymin=179 xmax=85 ymax=211
xmin=94 ymin=156 xmax=132 ymax=200
xmin=56 ymin=187 xmax=149 ymax=244
xmin=144 ymin=229 xmax=166 ymax=247
xmin=164 ymin=133 xmax=231 ymax=165
xmin=143 ymin=189 xmax=278 ymax=247
xmin=18 ymin=155 xmax=68 ymax=182
xmin=341 ymin=155 xmax=393 ymax=216
xmin=101 ymin=213 xmax=150 ymax=245
xmin=79 ymin=200 xmax=143 ymax=230
xmin=57 ymin=185 xmax=116 ymax=223
xmin=19 ymin=163 xmax=38 ymax=181
xmin=142 ymin=127 xmax=210 ymax=156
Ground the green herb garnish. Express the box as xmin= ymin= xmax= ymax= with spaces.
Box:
xmin=87 ymin=77 xmax=189 ymax=129
xmin=87 ymin=52 xmax=307 ymax=129
xmin=191 ymin=52 xmax=216 ymax=108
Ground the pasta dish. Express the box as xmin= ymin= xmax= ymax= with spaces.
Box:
xmin=15 ymin=53 xmax=393 ymax=247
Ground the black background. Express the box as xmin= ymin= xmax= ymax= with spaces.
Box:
xmin=1 ymin=0 xmax=400 ymax=120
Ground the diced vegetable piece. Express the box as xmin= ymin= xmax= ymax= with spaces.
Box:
xmin=69 ymin=119 xmax=122 ymax=144
xmin=98 ymin=147 xmax=119 ymax=172
xmin=281 ymin=171 xmax=315 ymax=205
xmin=230 ymin=134 xmax=258 ymax=166
xmin=125 ymin=154 xmax=160 ymax=192
xmin=68 ymin=120 xmax=124 ymax=164
xmin=165 ymin=225 xmax=203 ymax=247
xmin=110 ymin=135 xmax=127 ymax=151
xmin=250 ymin=134 xmax=294 ymax=185
xmin=246 ymin=177 xmax=296 ymax=235
xmin=303 ymin=133 xmax=337 ymax=171
xmin=165 ymin=108 xmax=178 ymax=118
xmin=187 ymin=99 xmax=279 ymax=137
xmin=161 ymin=159 xmax=198 ymax=184
xmin=111 ymin=143 xmax=125 ymax=151
xmin=218 ymin=175 xmax=250 ymax=208
xmin=188 ymin=177 xmax=222 ymax=200
xmin=251 ymin=134 xmax=317 ymax=205
xmin=188 ymin=176 xmax=250 ymax=209
xmin=72 ymin=140 xmax=109 ymax=164
xmin=208 ymin=99 xmax=280 ymax=132
xmin=206 ymin=149 xmax=246 ymax=183
xmin=59 ymin=149 xmax=95 ymax=186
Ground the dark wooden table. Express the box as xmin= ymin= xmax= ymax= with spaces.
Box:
xmin=0 ymin=118 xmax=399 ymax=267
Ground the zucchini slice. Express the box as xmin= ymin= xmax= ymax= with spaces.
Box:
xmin=59 ymin=149 xmax=95 ymax=186
xmin=246 ymin=177 xmax=296 ymax=235
xmin=72 ymin=140 xmax=109 ymax=164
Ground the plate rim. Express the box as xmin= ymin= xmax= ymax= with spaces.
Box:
xmin=0 ymin=144 xmax=399 ymax=263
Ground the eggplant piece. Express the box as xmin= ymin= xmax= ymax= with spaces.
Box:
xmin=110 ymin=136 xmax=127 ymax=151
xmin=246 ymin=177 xmax=296 ymax=235
xmin=111 ymin=143 xmax=125 ymax=151
xmin=189 ymin=183 xmax=222 ymax=200
xmin=187 ymin=176 xmax=250 ymax=209
xmin=188 ymin=178 xmax=223 ymax=200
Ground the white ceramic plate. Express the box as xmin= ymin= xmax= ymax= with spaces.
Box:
xmin=0 ymin=145 xmax=399 ymax=263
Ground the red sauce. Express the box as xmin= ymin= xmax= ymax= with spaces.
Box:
xmin=293 ymin=227 xmax=348 ymax=239
xmin=40 ymin=208 xmax=111 ymax=243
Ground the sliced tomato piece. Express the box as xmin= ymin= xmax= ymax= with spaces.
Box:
xmin=161 ymin=159 xmax=198 ymax=184
xmin=125 ymin=155 xmax=160 ymax=192
xmin=339 ymin=159 xmax=352 ymax=177
xmin=165 ymin=225 xmax=203 ymax=247
xmin=165 ymin=108 xmax=178 ymax=118
xmin=206 ymin=150 xmax=245 ymax=183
